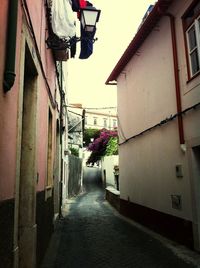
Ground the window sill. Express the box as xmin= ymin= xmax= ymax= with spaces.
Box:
xmin=187 ymin=71 xmax=200 ymax=84
xmin=45 ymin=185 xmax=53 ymax=200
xmin=45 ymin=185 xmax=52 ymax=190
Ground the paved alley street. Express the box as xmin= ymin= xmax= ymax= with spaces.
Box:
xmin=41 ymin=168 xmax=199 ymax=268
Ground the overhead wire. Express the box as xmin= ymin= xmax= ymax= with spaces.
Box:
xmin=66 ymin=105 xmax=117 ymax=110
xmin=119 ymin=101 xmax=200 ymax=146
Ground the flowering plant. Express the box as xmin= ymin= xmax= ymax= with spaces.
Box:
xmin=87 ymin=128 xmax=118 ymax=165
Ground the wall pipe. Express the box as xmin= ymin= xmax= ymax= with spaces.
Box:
xmin=159 ymin=8 xmax=185 ymax=145
xmin=168 ymin=14 xmax=185 ymax=145
xmin=59 ymin=62 xmax=64 ymax=219
xmin=3 ymin=0 xmax=19 ymax=92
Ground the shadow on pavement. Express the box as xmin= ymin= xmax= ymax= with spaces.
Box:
xmin=83 ymin=166 xmax=103 ymax=192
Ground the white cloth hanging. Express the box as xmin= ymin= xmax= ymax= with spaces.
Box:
xmin=51 ymin=0 xmax=76 ymax=39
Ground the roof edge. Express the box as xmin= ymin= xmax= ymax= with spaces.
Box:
xmin=105 ymin=0 xmax=173 ymax=85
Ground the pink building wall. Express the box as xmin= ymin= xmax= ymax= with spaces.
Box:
xmin=0 ymin=1 xmax=62 ymax=266
xmin=0 ymin=0 xmax=20 ymax=200
xmin=0 ymin=0 xmax=58 ymax=200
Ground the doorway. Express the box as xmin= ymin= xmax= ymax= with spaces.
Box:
xmin=18 ymin=43 xmax=38 ymax=267
xmin=47 ymin=110 xmax=53 ymax=188
xmin=191 ymin=145 xmax=200 ymax=250
xmin=53 ymin=120 xmax=60 ymax=217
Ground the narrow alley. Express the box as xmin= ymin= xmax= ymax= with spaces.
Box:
xmin=41 ymin=168 xmax=199 ymax=268
xmin=1 ymin=1 xmax=200 ymax=267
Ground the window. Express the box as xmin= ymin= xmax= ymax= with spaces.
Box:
xmin=183 ymin=1 xmax=200 ymax=78
xmin=186 ymin=18 xmax=200 ymax=76
xmin=103 ymin=118 xmax=107 ymax=128
xmin=113 ymin=119 xmax=117 ymax=128
xmin=93 ymin=117 xmax=97 ymax=125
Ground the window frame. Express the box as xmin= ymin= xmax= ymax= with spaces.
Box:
xmin=182 ymin=0 xmax=200 ymax=81
xmin=103 ymin=118 xmax=107 ymax=128
xmin=186 ymin=17 xmax=200 ymax=77
xmin=93 ymin=117 xmax=97 ymax=125
xmin=113 ymin=119 xmax=117 ymax=128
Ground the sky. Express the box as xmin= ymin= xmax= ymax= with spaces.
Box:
xmin=66 ymin=0 xmax=155 ymax=109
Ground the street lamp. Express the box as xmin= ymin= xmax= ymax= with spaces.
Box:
xmin=80 ymin=6 xmax=101 ymax=33
xmin=46 ymin=6 xmax=101 ymax=52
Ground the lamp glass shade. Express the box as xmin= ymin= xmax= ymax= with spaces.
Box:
xmin=81 ymin=8 xmax=100 ymax=32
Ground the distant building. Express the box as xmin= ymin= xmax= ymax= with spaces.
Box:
xmin=85 ymin=110 xmax=117 ymax=130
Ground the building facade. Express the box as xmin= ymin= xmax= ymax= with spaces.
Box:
xmin=0 ymin=1 xmax=70 ymax=267
xmin=106 ymin=0 xmax=200 ymax=250
xmin=85 ymin=110 xmax=117 ymax=130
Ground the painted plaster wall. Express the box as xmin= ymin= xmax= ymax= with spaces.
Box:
xmin=0 ymin=1 xmax=63 ymax=266
xmin=101 ymin=155 xmax=118 ymax=188
xmin=0 ymin=0 xmax=58 ymax=200
xmin=30 ymin=0 xmax=57 ymax=191
xmin=119 ymin=123 xmax=192 ymax=220
xmin=26 ymin=0 xmax=43 ymax=44
xmin=118 ymin=19 xmax=178 ymax=142
xmin=117 ymin=3 xmax=196 ymax=221
xmin=27 ymin=1 xmax=56 ymax=93
xmin=0 ymin=1 xmax=23 ymax=200
xmin=0 ymin=0 xmax=8 ymax=78
xmin=171 ymin=0 xmax=200 ymax=141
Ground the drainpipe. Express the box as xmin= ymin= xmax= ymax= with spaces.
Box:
xmin=168 ymin=14 xmax=185 ymax=146
xmin=158 ymin=7 xmax=185 ymax=146
xmin=3 ymin=0 xmax=19 ymax=92
xmin=59 ymin=62 xmax=64 ymax=218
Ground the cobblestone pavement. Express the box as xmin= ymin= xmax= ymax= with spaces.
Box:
xmin=41 ymin=169 xmax=199 ymax=268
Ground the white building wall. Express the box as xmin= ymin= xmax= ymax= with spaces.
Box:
xmin=85 ymin=112 xmax=117 ymax=130
xmin=101 ymin=155 xmax=119 ymax=188
xmin=117 ymin=4 xmax=199 ymax=222
xmin=119 ymin=123 xmax=192 ymax=220
xmin=118 ymin=17 xmax=177 ymax=139
xmin=172 ymin=0 xmax=200 ymax=249
xmin=171 ymin=0 xmax=200 ymax=141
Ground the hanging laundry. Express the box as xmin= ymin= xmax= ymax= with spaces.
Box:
xmin=79 ymin=27 xmax=96 ymax=59
xmin=51 ymin=0 xmax=76 ymax=39
xmin=70 ymin=36 xmax=77 ymax=58
xmin=71 ymin=0 xmax=92 ymax=12
xmin=71 ymin=0 xmax=80 ymax=12
xmin=79 ymin=0 xmax=86 ymax=8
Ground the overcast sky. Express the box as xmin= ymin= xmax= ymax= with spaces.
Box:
xmin=66 ymin=0 xmax=154 ymax=109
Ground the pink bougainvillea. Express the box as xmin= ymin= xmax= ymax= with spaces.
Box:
xmin=88 ymin=129 xmax=117 ymax=152
xmin=87 ymin=128 xmax=118 ymax=165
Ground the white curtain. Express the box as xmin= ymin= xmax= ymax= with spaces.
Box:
xmin=51 ymin=0 xmax=76 ymax=39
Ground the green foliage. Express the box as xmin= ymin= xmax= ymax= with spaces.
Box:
xmin=86 ymin=129 xmax=118 ymax=165
xmin=105 ymin=137 xmax=118 ymax=156
xmin=69 ymin=147 xmax=79 ymax=157
xmin=83 ymin=128 xmax=100 ymax=147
